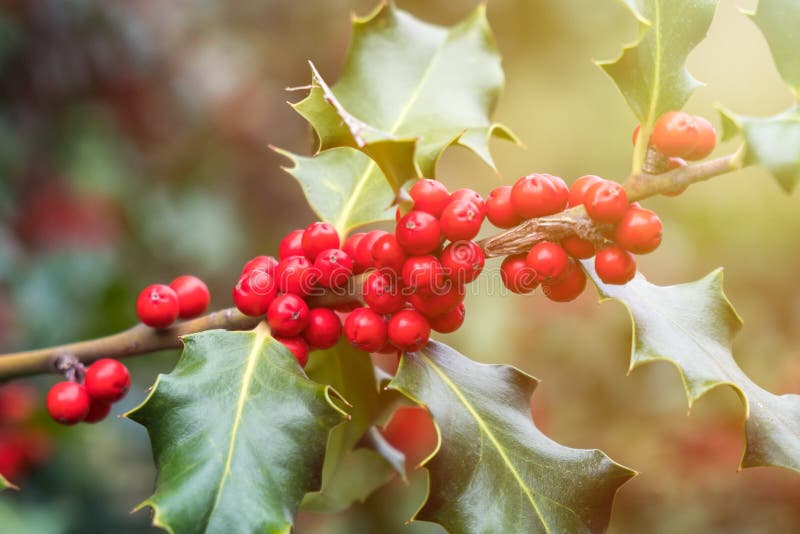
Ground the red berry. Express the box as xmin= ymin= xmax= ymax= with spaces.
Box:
xmin=371 ymin=233 xmax=407 ymax=274
xmin=267 ymin=294 xmax=310 ymax=337
xmin=500 ymin=254 xmax=538 ymax=294
xmin=46 ymin=382 xmax=90 ymax=425
xmin=584 ymin=180 xmax=629 ymax=224
xmin=342 ymin=232 xmax=366 ymax=272
xmin=526 ymin=241 xmax=569 ymax=282
xmin=275 ymin=336 xmax=310 ymax=367
xmin=169 ymin=275 xmax=210 ymax=319
xmin=396 ymin=211 xmax=442 ymax=255
xmin=568 ymin=175 xmax=605 ymax=207
xmin=302 ymin=222 xmax=340 ymax=262
xmin=595 ymin=246 xmax=637 ymax=285
xmin=439 ymin=241 xmax=484 ymax=283
xmin=276 ymin=256 xmax=319 ymax=296
xmin=85 ymin=359 xmax=130 ymax=403
xmin=428 ymin=303 xmax=465 ymax=333
xmin=354 ymin=230 xmax=389 ymax=273
xmin=542 ymin=261 xmax=587 ymax=302
xmin=614 ymin=207 xmax=663 ymax=254
xmin=651 ymin=111 xmax=700 ymax=158
xmin=401 ymin=255 xmax=445 ymax=294
xmin=279 ymin=229 xmax=306 ymax=260
xmin=407 ymin=282 xmax=465 ymax=317
xmin=561 ymin=235 xmax=595 ymax=259
xmin=233 ymin=270 xmax=277 ymax=316
xmin=440 ymin=200 xmax=483 ymax=241
xmin=136 ymin=284 xmax=179 ymax=328
xmin=0 ymin=384 xmax=37 ymax=424
xmin=344 ymin=307 xmax=388 ymax=352
xmin=410 ymin=179 xmax=450 ymax=217
xmin=241 ymin=255 xmax=278 ymax=276
xmin=450 ymin=189 xmax=486 ymax=217
xmin=486 ymin=186 xmax=523 ymax=228
xmin=684 ymin=116 xmax=716 ymax=160
xmin=363 ymin=272 xmax=406 ymax=314
xmin=303 ymin=308 xmax=342 ymax=350
xmin=84 ymin=399 xmax=112 ymax=424
xmin=380 ymin=406 xmax=438 ymax=469
xmin=510 ymin=174 xmax=569 ymax=219
xmin=314 ymin=249 xmax=353 ymax=289
xmin=388 ymin=309 xmax=431 ymax=352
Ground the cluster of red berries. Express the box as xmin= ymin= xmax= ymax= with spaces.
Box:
xmin=136 ymin=275 xmax=211 ymax=328
xmin=231 ymin=181 xmax=487 ymax=364
xmin=486 ymin=172 xmax=662 ymax=297
xmin=46 ymin=359 xmax=131 ymax=425
xmin=0 ymin=384 xmax=51 ymax=483
xmin=636 ymin=110 xmax=717 ymax=162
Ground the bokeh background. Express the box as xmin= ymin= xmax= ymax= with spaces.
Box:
xmin=1 ymin=0 xmax=799 ymax=532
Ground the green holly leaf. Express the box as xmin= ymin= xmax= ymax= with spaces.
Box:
xmin=718 ymin=105 xmax=800 ymax=192
xmin=301 ymin=340 xmax=392 ymax=512
xmin=747 ymin=0 xmax=800 ymax=96
xmin=585 ymin=265 xmax=800 ymax=471
xmin=390 ymin=341 xmax=635 ymax=534
xmin=599 ymin=0 xmax=717 ymax=170
xmin=127 ymin=325 xmax=347 ymax=533
xmin=281 ymin=2 xmax=518 ymax=233
xmin=0 ymin=474 xmax=17 ymax=491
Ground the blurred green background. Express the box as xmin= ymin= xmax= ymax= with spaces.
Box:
xmin=1 ymin=0 xmax=799 ymax=532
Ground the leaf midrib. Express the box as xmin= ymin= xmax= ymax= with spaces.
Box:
xmin=208 ymin=329 xmax=269 ymax=522
xmin=421 ymin=352 xmax=566 ymax=534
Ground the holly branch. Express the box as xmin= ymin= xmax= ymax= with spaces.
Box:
xmin=0 ymin=150 xmax=744 ymax=381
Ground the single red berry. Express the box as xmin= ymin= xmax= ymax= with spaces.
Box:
xmin=275 ymin=336 xmax=310 ymax=367
xmin=510 ymin=174 xmax=569 ymax=219
xmin=440 ymin=200 xmax=484 ymax=241
xmin=526 ymin=241 xmax=570 ymax=282
xmin=486 ymin=186 xmax=523 ymax=229
xmin=84 ymin=399 xmax=112 ymax=424
xmin=500 ymin=254 xmax=538 ymax=294
xmin=241 ymin=255 xmax=278 ymax=276
xmin=233 ymin=270 xmax=277 ymax=316
xmin=279 ymin=229 xmax=306 ymax=260
xmin=407 ymin=282 xmax=465 ymax=317
xmin=651 ymin=111 xmax=700 ymax=158
xmin=276 ymin=256 xmax=319 ymax=296
xmin=584 ymin=180 xmax=629 ymax=224
xmin=450 ymin=189 xmax=486 ymax=217
xmin=684 ymin=116 xmax=716 ymax=160
xmin=371 ymin=233 xmax=407 ymax=274
xmin=632 ymin=124 xmax=641 ymax=145
xmin=0 ymin=384 xmax=37 ymax=424
xmin=561 ymin=235 xmax=595 ymax=259
xmin=380 ymin=405 xmax=438 ymax=469
xmin=401 ymin=255 xmax=445 ymax=294
xmin=169 ymin=275 xmax=210 ymax=319
xmin=568 ymin=175 xmax=605 ymax=207
xmin=614 ymin=206 xmax=663 ymax=254
xmin=396 ymin=211 xmax=442 ymax=255
xmin=354 ymin=230 xmax=389 ymax=273
xmin=410 ymin=179 xmax=451 ymax=217
xmin=267 ymin=293 xmax=310 ymax=337
xmin=302 ymin=222 xmax=340 ymax=262
xmin=428 ymin=303 xmax=465 ymax=333
xmin=314 ymin=249 xmax=353 ymax=289
xmin=439 ymin=241 xmax=484 ymax=283
xmin=663 ymin=157 xmax=688 ymax=196
xmin=388 ymin=309 xmax=431 ymax=352
xmin=595 ymin=246 xmax=637 ymax=285
xmin=542 ymin=261 xmax=587 ymax=302
xmin=303 ymin=308 xmax=342 ymax=350
xmin=342 ymin=232 xmax=366 ymax=272
xmin=85 ymin=359 xmax=130 ymax=403
xmin=344 ymin=307 xmax=388 ymax=352
xmin=136 ymin=284 xmax=179 ymax=328
xmin=363 ymin=272 xmax=406 ymax=314
xmin=46 ymin=382 xmax=90 ymax=425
